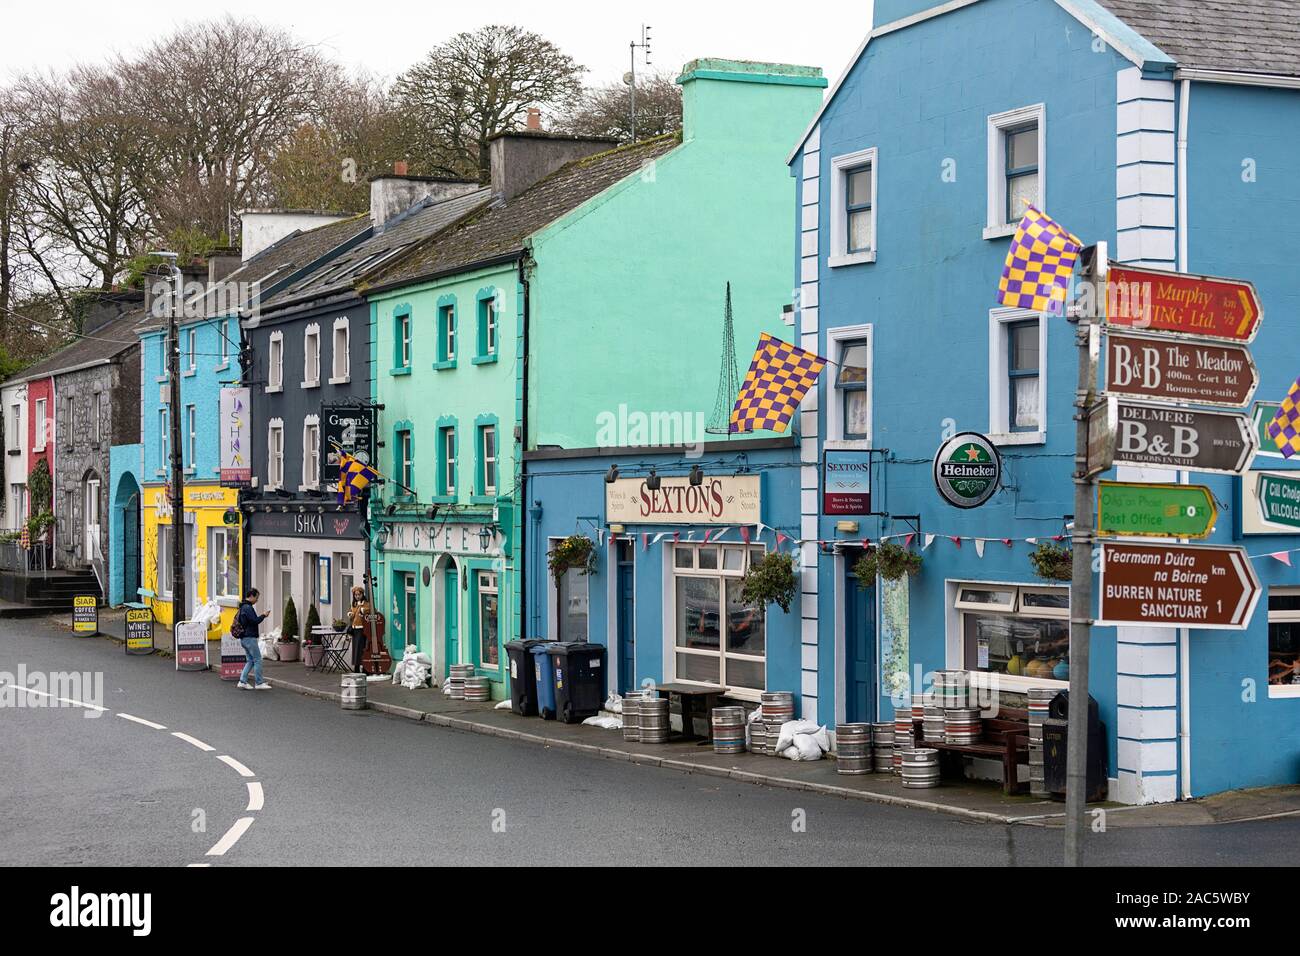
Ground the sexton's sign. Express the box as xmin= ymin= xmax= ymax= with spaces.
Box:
xmin=605 ymin=475 xmax=761 ymax=526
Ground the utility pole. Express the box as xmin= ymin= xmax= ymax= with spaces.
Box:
xmin=628 ymin=24 xmax=652 ymax=142
xmin=1065 ymin=241 xmax=1105 ymax=866
xmin=155 ymin=251 xmax=187 ymax=630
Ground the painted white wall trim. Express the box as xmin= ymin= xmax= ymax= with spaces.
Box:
xmin=1174 ymin=68 xmax=1300 ymax=91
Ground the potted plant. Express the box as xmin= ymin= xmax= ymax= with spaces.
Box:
xmin=739 ymin=552 xmax=798 ymax=613
xmin=853 ymin=541 xmax=922 ymax=585
xmin=548 ymin=534 xmax=597 ymax=585
xmin=277 ymin=597 xmax=301 ymax=662
xmin=302 ymin=604 xmax=324 ymax=667
xmin=1030 ymin=541 xmax=1073 ymax=582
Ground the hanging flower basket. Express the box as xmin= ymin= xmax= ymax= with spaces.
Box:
xmin=853 ymin=541 xmax=922 ymax=585
xmin=1030 ymin=542 xmax=1073 ymax=582
xmin=548 ymin=534 xmax=597 ymax=585
xmin=739 ymin=552 xmax=797 ymax=614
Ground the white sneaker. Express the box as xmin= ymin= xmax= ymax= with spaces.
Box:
xmin=237 ymin=682 xmax=252 ymax=690
xmin=254 ymin=683 xmax=272 ymax=690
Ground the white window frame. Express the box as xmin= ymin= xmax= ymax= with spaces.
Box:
xmin=267 ymin=418 xmax=284 ymax=489
xmin=157 ymin=408 xmax=168 ymax=474
xmin=33 ymin=398 xmax=47 ymax=452
xmin=301 ymin=414 xmax=320 ymax=490
xmin=267 ymin=331 xmax=284 ymax=393
xmin=399 ymin=313 xmax=412 ymax=369
xmin=828 ymin=147 xmax=878 ymax=267
xmin=217 ymin=319 xmax=231 ymax=370
xmin=477 ymin=570 xmax=500 ymax=670
xmin=185 ymin=403 xmax=196 ymax=473
xmin=481 ymin=425 xmax=497 ymax=496
xmin=7 ymin=403 xmax=21 ymax=452
xmin=1267 ymin=588 xmax=1300 ymax=699
xmin=157 ymin=525 xmax=174 ymax=598
xmin=825 ymin=324 xmax=873 ymax=448
xmin=485 ymin=298 xmax=497 ymax=356
xmin=91 ymin=391 xmax=102 ymax=445
xmin=988 ymin=307 xmax=1047 ymax=446
xmin=302 ymin=323 xmax=321 ymax=389
xmin=208 ymin=526 xmax=240 ymax=602
xmin=329 ymin=316 xmax=350 ymax=385
xmin=946 ymin=579 xmax=1069 ymax=694
xmin=186 ymin=327 xmax=197 ymax=373
xmin=985 ymin=104 xmax=1046 ymax=239
xmin=667 ymin=544 xmax=768 ymax=700
xmin=442 ymin=427 xmax=456 ymax=496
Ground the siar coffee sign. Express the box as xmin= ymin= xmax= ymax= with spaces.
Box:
xmin=605 ymin=475 xmax=761 ymax=526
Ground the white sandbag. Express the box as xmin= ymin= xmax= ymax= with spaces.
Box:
xmin=810 ymin=725 xmax=831 ymax=753
xmin=792 ymin=734 xmax=824 ymax=761
xmin=259 ymin=634 xmax=277 ymax=661
xmin=582 ymin=715 xmax=623 ymax=730
xmin=414 ymin=652 xmax=433 ymax=666
xmin=775 ymin=719 xmax=822 ymax=754
xmin=606 ymin=692 xmax=622 ymax=714
xmin=494 ymin=699 xmax=512 ymax=710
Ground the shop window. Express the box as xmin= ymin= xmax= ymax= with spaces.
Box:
xmin=209 ymin=527 xmax=239 ymax=601
xmin=1268 ymin=589 xmax=1300 ymax=697
xmin=278 ymin=551 xmax=293 ymax=620
xmin=337 ymin=552 xmax=355 ymax=608
xmin=478 ymin=571 xmax=499 ymax=667
xmin=671 ymin=544 xmax=766 ymax=694
xmin=954 ymin=582 xmax=1068 ymax=684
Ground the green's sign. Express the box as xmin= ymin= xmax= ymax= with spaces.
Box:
xmin=1257 ymin=472 xmax=1300 ymax=530
xmin=1096 ymin=481 xmax=1217 ymax=539
xmin=933 ymin=433 xmax=1001 ymax=509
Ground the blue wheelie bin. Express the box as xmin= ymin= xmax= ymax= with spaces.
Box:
xmin=530 ymin=642 xmax=559 ymax=720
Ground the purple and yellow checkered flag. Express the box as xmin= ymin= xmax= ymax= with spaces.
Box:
xmin=1267 ymin=378 xmax=1300 ymax=459
xmin=337 ymin=452 xmax=379 ymax=504
xmin=996 ymin=205 xmax=1083 ymax=315
xmin=730 ymin=332 xmax=827 ymax=434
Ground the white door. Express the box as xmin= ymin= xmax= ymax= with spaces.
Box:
xmin=83 ymin=480 xmax=101 ymax=555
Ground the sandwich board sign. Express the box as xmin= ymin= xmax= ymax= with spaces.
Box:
xmin=175 ymin=620 xmax=209 ymax=671
xmin=72 ymin=596 xmax=98 ymax=636
xmin=125 ymin=607 xmax=155 ymax=656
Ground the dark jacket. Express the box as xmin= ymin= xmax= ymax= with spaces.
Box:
xmin=236 ymin=602 xmax=266 ymax=639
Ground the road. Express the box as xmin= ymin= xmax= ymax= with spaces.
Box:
xmin=1 ymin=616 xmax=1296 ymax=866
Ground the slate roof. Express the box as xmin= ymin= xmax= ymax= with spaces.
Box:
xmin=16 ymin=308 xmax=146 ymax=381
xmin=260 ymin=187 xmax=493 ymax=311
xmin=365 ymin=134 xmax=682 ymax=292
xmin=1100 ymin=0 xmax=1300 ymax=77
xmin=135 ymin=213 xmax=370 ymax=331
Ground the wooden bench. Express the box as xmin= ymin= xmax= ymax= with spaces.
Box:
xmin=908 ymin=705 xmax=1031 ymax=795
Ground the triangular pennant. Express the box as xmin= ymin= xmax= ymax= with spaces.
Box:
xmin=974 ymin=539 xmax=986 ymax=558
xmin=1003 ymin=538 xmax=1013 ymax=548
xmin=702 ymin=530 xmax=712 ymax=544
xmin=1026 ymin=537 xmax=1039 ymax=546
xmin=951 ymin=536 xmax=962 ymax=549
xmin=642 ymin=533 xmax=649 ymax=552
xmin=776 ymin=532 xmax=789 ymax=549
xmin=1272 ymin=552 xmax=1293 ymax=567
xmin=905 ymin=534 xmax=915 ymax=549
xmin=923 ymin=534 xmax=936 ymax=551
xmin=740 ymin=526 xmax=751 ymax=544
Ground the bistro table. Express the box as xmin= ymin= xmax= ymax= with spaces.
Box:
xmin=311 ymin=626 xmax=352 ymax=674
xmin=651 ymin=682 xmax=729 ymax=744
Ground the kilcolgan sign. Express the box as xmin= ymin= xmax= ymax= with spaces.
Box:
xmin=605 ymin=475 xmax=761 ymax=526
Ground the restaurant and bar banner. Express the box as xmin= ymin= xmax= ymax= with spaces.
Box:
xmin=219 ymin=387 xmax=252 ymax=488
xmin=605 ymin=474 xmax=761 ymax=526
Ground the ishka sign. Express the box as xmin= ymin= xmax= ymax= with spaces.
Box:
xmin=605 ymin=475 xmax=761 ymax=526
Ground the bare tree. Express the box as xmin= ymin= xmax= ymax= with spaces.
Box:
xmin=392 ymin=25 xmax=586 ymax=182
xmin=127 ymin=16 xmax=340 ymax=241
xmin=556 ymin=71 xmax=682 ymax=143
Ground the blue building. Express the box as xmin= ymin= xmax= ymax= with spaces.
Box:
xmin=787 ymin=0 xmax=1300 ymax=802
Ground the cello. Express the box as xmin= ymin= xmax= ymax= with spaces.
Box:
xmin=360 ymin=570 xmax=392 ymax=675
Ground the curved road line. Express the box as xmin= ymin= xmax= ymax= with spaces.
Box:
xmin=2 ymin=678 xmax=265 ymax=864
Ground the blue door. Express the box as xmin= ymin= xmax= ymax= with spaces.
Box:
xmin=845 ymin=563 xmax=876 ymax=723
xmin=443 ymin=569 xmax=459 ymax=678
xmin=616 ymin=540 xmax=635 ymax=693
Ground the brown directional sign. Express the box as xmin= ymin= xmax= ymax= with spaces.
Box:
xmin=1105 ymin=264 xmax=1263 ymax=343
xmin=1105 ymin=333 xmax=1258 ymax=409
xmin=1098 ymin=542 xmax=1260 ymax=630
xmin=1113 ymin=401 xmax=1258 ymax=475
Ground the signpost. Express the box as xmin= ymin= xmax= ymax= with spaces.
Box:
xmin=1086 ymin=397 xmax=1117 ymax=478
xmin=1104 ymin=333 xmax=1257 ymax=408
xmin=1097 ymin=543 xmax=1261 ymax=630
xmin=125 ymin=607 xmax=155 ymax=656
xmin=1105 ymin=264 xmax=1263 ymax=343
xmin=1112 ymin=401 xmax=1257 ymax=475
xmin=72 ymin=596 xmax=98 ymax=636
xmin=1256 ymin=472 xmax=1300 ymax=531
xmin=1096 ymin=481 xmax=1217 ymax=539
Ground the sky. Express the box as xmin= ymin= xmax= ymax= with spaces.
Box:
xmin=0 ymin=0 xmax=873 ymax=89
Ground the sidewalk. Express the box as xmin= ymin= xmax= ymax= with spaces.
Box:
xmin=71 ymin=609 xmax=1300 ymax=828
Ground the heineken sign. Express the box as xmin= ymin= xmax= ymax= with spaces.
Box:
xmin=934 ymin=433 xmax=1002 ymax=509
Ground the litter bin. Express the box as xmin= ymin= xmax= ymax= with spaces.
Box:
xmin=531 ymin=642 xmax=560 ymax=720
xmin=505 ymin=639 xmax=547 ymax=716
xmin=1043 ymin=692 xmax=1108 ymax=803
xmin=548 ymin=642 xmax=608 ymax=724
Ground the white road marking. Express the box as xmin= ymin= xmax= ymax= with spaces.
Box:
xmin=57 ymin=697 xmax=106 ymax=712
xmin=172 ymin=732 xmax=215 ymax=752
xmin=218 ymin=755 xmax=255 ymax=778
xmin=118 ymin=713 xmax=167 ymax=730
xmin=245 ymin=782 xmax=264 ymax=812
xmin=206 ymin=816 xmax=255 ymax=856
xmin=187 ymin=863 xmax=211 ymax=868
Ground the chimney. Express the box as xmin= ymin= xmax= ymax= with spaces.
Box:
xmin=526 ymin=108 xmax=542 ymax=131
xmin=489 ymin=131 xmax=619 ymax=203
xmin=369 ymin=170 xmax=480 ymax=232
xmin=208 ymin=246 xmax=243 ymax=285
xmin=676 ymin=58 xmax=826 ymax=144
xmin=81 ymin=288 xmax=147 ymax=336
xmin=238 ymin=209 xmax=351 ymax=261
